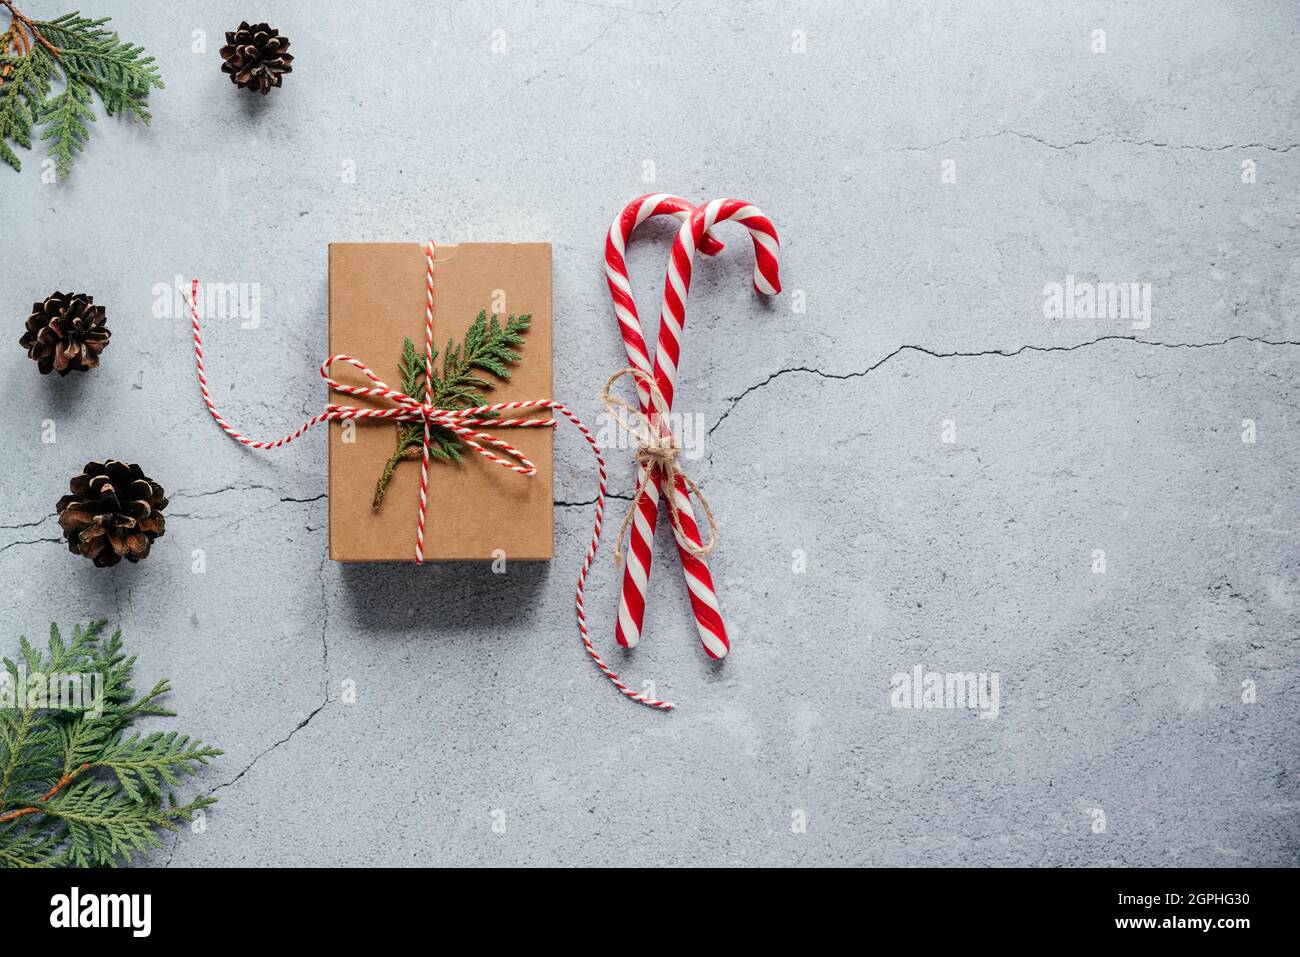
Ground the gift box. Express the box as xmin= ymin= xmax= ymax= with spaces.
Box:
xmin=326 ymin=242 xmax=553 ymax=561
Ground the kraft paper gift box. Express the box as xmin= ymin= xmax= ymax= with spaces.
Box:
xmin=326 ymin=242 xmax=553 ymax=561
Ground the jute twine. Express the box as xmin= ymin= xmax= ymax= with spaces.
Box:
xmin=601 ymin=367 xmax=718 ymax=566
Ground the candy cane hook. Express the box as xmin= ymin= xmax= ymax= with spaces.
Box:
xmin=605 ymin=194 xmax=723 ymax=401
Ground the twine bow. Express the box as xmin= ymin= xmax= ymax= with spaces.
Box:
xmin=602 ymin=367 xmax=717 ymax=565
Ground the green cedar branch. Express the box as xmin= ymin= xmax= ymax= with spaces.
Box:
xmin=372 ymin=311 xmax=531 ymax=510
xmin=0 ymin=621 xmax=220 ymax=868
xmin=0 ymin=4 xmax=162 ymax=177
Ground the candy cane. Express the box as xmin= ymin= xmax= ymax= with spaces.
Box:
xmin=606 ymin=195 xmax=781 ymax=661
xmin=643 ymin=198 xmax=780 ymax=658
xmin=605 ymin=194 xmax=722 ymax=652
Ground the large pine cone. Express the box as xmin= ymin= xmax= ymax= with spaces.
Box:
xmin=19 ymin=291 xmax=111 ymax=376
xmin=220 ymin=21 xmax=293 ymax=94
xmin=56 ymin=461 xmax=168 ymax=568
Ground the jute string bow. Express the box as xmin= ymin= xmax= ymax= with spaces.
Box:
xmin=602 ymin=367 xmax=717 ymax=565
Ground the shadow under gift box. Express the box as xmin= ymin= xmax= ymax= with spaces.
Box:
xmin=326 ymin=242 xmax=554 ymax=561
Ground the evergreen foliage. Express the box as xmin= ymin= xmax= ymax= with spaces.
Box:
xmin=0 ymin=5 xmax=162 ymax=177
xmin=373 ymin=311 xmax=532 ymax=508
xmin=0 ymin=621 xmax=220 ymax=867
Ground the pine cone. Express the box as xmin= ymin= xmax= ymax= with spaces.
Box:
xmin=220 ymin=21 xmax=293 ymax=94
xmin=56 ymin=460 xmax=168 ymax=568
xmin=19 ymin=291 xmax=111 ymax=376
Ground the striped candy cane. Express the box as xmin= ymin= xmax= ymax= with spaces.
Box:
xmin=606 ymin=196 xmax=781 ymax=660
xmin=605 ymin=195 xmax=722 ymax=652
xmin=642 ymin=198 xmax=780 ymax=658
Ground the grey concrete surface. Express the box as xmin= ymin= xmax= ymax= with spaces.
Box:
xmin=2 ymin=0 xmax=1298 ymax=866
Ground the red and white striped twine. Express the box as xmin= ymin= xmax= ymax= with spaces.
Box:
xmin=604 ymin=195 xmax=781 ymax=664
xmin=189 ymin=250 xmax=674 ymax=710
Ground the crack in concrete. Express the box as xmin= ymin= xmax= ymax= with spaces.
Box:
xmin=183 ymin=536 xmax=334 ymax=852
xmin=195 ymin=522 xmax=334 ymax=816
xmin=171 ymin=483 xmax=279 ymax=500
xmin=211 ymin=702 xmax=329 ymax=797
xmin=168 ymin=488 xmax=325 ymax=522
xmin=522 ymin=12 xmax=623 ymax=88
xmin=163 ymin=829 xmax=180 ymax=868
xmin=0 ymin=536 xmax=62 ymax=555
xmin=885 ymin=130 xmax=1300 ymax=153
xmin=555 ymin=492 xmax=633 ymax=508
xmin=707 ymin=334 xmax=1300 ymax=440
xmin=561 ymin=0 xmax=684 ymax=17
xmin=0 ymin=515 xmax=54 ymax=531
xmin=316 ymin=547 xmax=331 ymax=703
xmin=200 ymin=524 xmax=334 ymax=810
xmin=173 ymin=493 xmax=326 ymax=532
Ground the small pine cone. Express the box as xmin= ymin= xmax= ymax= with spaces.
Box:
xmin=56 ymin=460 xmax=168 ymax=568
xmin=220 ymin=21 xmax=293 ymax=94
xmin=19 ymin=291 xmax=111 ymax=376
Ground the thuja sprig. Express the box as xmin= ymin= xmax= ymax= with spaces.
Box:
xmin=0 ymin=621 xmax=220 ymax=867
xmin=372 ymin=311 xmax=531 ymax=509
xmin=0 ymin=3 xmax=163 ymax=177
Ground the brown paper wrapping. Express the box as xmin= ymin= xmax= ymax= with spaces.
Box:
xmin=326 ymin=242 xmax=553 ymax=561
